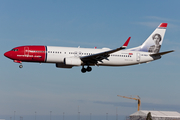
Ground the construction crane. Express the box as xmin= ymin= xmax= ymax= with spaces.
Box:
xmin=117 ymin=95 xmax=141 ymax=111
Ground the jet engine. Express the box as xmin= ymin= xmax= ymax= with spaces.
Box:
xmin=56 ymin=63 xmax=73 ymax=68
xmin=64 ymin=57 xmax=82 ymax=66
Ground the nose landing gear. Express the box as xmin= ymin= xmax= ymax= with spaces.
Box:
xmin=13 ymin=60 xmax=23 ymax=68
xmin=19 ymin=64 xmax=23 ymax=68
xmin=81 ymin=66 xmax=92 ymax=73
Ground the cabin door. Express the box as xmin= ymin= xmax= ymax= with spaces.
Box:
xmin=136 ymin=53 xmax=140 ymax=62
xmin=24 ymin=47 xmax=29 ymax=56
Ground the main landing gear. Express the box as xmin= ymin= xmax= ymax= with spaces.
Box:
xmin=81 ymin=66 xmax=92 ymax=73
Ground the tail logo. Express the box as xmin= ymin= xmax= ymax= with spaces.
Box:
xmin=129 ymin=23 xmax=167 ymax=53
xmin=148 ymin=33 xmax=161 ymax=53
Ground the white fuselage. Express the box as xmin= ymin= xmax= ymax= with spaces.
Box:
xmin=46 ymin=46 xmax=157 ymax=66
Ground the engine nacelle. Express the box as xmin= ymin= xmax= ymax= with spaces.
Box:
xmin=56 ymin=63 xmax=73 ymax=68
xmin=64 ymin=57 xmax=82 ymax=66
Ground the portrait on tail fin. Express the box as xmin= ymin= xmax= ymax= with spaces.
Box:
xmin=148 ymin=33 xmax=161 ymax=53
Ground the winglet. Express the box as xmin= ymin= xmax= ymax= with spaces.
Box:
xmin=122 ymin=37 xmax=131 ymax=48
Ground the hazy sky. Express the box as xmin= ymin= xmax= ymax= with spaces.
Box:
xmin=1 ymin=0 xmax=180 ymax=120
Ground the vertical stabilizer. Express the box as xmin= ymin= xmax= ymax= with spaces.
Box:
xmin=130 ymin=23 xmax=168 ymax=53
xmin=140 ymin=23 xmax=167 ymax=53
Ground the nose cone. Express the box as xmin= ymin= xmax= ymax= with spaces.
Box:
xmin=4 ymin=51 xmax=12 ymax=59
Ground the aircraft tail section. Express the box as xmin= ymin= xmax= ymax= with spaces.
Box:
xmin=131 ymin=23 xmax=168 ymax=53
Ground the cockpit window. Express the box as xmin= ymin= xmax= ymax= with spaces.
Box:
xmin=11 ymin=49 xmax=18 ymax=51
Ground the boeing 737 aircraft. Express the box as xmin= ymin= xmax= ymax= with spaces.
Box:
xmin=4 ymin=23 xmax=174 ymax=73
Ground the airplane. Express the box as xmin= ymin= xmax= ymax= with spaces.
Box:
xmin=4 ymin=23 xmax=174 ymax=73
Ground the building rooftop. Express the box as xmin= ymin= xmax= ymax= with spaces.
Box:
xmin=130 ymin=110 xmax=180 ymax=118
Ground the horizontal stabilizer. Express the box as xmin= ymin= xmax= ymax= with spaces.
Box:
xmin=150 ymin=50 xmax=174 ymax=56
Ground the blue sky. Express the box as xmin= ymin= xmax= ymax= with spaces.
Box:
xmin=1 ymin=0 xmax=180 ymax=120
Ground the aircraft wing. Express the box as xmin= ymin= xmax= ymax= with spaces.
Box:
xmin=80 ymin=37 xmax=131 ymax=64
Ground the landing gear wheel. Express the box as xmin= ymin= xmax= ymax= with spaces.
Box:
xmin=19 ymin=65 xmax=23 ymax=68
xmin=87 ymin=67 xmax=92 ymax=72
xmin=81 ymin=68 xmax=86 ymax=73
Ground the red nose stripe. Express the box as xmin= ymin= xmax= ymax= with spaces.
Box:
xmin=4 ymin=46 xmax=46 ymax=62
